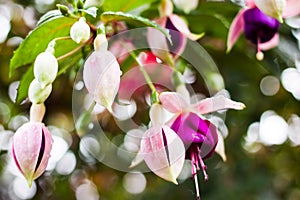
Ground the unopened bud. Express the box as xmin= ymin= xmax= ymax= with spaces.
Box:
xmin=12 ymin=122 xmax=53 ymax=187
xmin=94 ymin=34 xmax=108 ymax=51
xmin=34 ymin=52 xmax=58 ymax=88
xmin=70 ymin=17 xmax=90 ymax=43
xmin=28 ymin=79 xmax=52 ymax=104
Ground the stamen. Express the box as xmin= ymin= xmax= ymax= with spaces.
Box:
xmin=193 ymin=163 xmax=201 ymax=200
xmin=197 ymin=146 xmax=208 ymax=181
xmin=199 ymin=155 xmax=208 ymax=181
xmin=256 ymin=37 xmax=264 ymax=61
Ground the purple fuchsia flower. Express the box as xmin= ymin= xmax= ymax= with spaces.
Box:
xmin=12 ymin=122 xmax=53 ymax=187
xmin=170 ymin=112 xmax=218 ymax=181
xmin=227 ymin=0 xmax=300 ymax=60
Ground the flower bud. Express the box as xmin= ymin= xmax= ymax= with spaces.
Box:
xmin=12 ymin=122 xmax=53 ymax=187
xmin=70 ymin=17 xmax=90 ymax=44
xmin=28 ymin=79 xmax=52 ymax=104
xmin=93 ymin=34 xmax=108 ymax=52
xmin=34 ymin=52 xmax=58 ymax=88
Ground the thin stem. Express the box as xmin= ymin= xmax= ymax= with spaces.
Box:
xmin=57 ymin=36 xmax=93 ymax=61
xmin=119 ymin=41 xmax=157 ymax=96
xmin=130 ymin=51 xmax=157 ymax=93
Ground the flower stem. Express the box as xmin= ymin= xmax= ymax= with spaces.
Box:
xmin=57 ymin=36 xmax=93 ymax=61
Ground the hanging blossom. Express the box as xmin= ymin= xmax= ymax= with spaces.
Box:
xmin=158 ymin=86 xmax=245 ymax=198
xmin=147 ymin=0 xmax=203 ymax=63
xmin=227 ymin=0 xmax=300 ymax=60
xmin=132 ymin=85 xmax=245 ymax=198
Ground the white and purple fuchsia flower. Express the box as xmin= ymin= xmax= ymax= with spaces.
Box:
xmin=12 ymin=122 xmax=53 ymax=187
xmin=134 ymin=87 xmax=245 ymax=199
xmin=227 ymin=0 xmax=300 ymax=60
xmin=159 ymin=91 xmax=245 ymax=180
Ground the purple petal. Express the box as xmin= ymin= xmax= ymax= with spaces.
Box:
xmin=243 ymin=7 xmax=280 ymax=44
xmin=170 ymin=112 xmax=218 ymax=160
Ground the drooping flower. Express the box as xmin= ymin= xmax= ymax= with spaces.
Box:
xmin=170 ymin=112 xmax=218 ymax=180
xmin=159 ymin=89 xmax=245 ymax=198
xmin=83 ymin=34 xmax=122 ymax=112
xmin=33 ymin=51 xmax=58 ymax=88
xmin=147 ymin=0 xmax=203 ymax=63
xmin=12 ymin=122 xmax=53 ymax=187
xmin=28 ymin=79 xmax=52 ymax=104
xmin=70 ymin=17 xmax=91 ymax=44
xmin=227 ymin=0 xmax=300 ymax=60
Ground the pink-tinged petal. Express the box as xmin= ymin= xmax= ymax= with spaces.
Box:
xmin=12 ymin=122 xmax=53 ymax=186
xmin=109 ymin=40 xmax=135 ymax=63
xmin=245 ymin=0 xmax=256 ymax=7
xmin=214 ymin=132 xmax=227 ymax=161
xmin=259 ymin=33 xmax=279 ymax=50
xmin=147 ymin=17 xmax=172 ymax=62
xmin=169 ymin=14 xmax=203 ymax=41
xmin=118 ymin=64 xmax=174 ymax=100
xmin=159 ymin=92 xmax=189 ymax=113
xmin=150 ymin=103 xmax=167 ymax=126
xmin=254 ymin=0 xmax=285 ymax=22
xmin=283 ymin=0 xmax=300 ymax=18
xmin=227 ymin=9 xmax=247 ymax=52
xmin=130 ymin=150 xmax=144 ymax=168
xmin=83 ymin=51 xmax=122 ymax=112
xmin=140 ymin=125 xmax=185 ymax=184
xmin=32 ymin=125 xmax=53 ymax=180
xmin=193 ymin=95 xmax=245 ymax=114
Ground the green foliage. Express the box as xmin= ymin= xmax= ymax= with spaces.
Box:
xmin=101 ymin=11 xmax=172 ymax=44
xmin=10 ymin=17 xmax=78 ymax=76
xmin=102 ymin=0 xmax=158 ymax=12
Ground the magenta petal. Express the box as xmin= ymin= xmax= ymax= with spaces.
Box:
xmin=227 ymin=9 xmax=247 ymax=52
xmin=159 ymin=92 xmax=189 ymax=113
xmin=283 ymin=0 xmax=300 ymax=18
xmin=140 ymin=125 xmax=185 ymax=184
xmin=170 ymin=112 xmax=218 ymax=160
xmin=83 ymin=51 xmax=121 ymax=112
xmin=12 ymin=122 xmax=53 ymax=186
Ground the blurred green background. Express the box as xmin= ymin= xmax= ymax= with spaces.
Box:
xmin=1 ymin=0 xmax=300 ymax=199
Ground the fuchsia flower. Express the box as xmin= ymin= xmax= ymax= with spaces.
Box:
xmin=147 ymin=0 xmax=203 ymax=62
xmin=83 ymin=34 xmax=122 ymax=112
xmin=12 ymin=122 xmax=53 ymax=187
xmin=227 ymin=0 xmax=300 ymax=60
xmin=159 ymin=91 xmax=245 ymax=180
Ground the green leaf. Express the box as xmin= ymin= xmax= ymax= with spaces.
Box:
xmin=16 ymin=66 xmax=34 ymax=104
xmin=37 ymin=10 xmax=63 ymax=26
xmin=102 ymin=0 xmax=158 ymax=12
xmin=10 ymin=17 xmax=78 ymax=77
xmin=101 ymin=11 xmax=172 ymax=44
